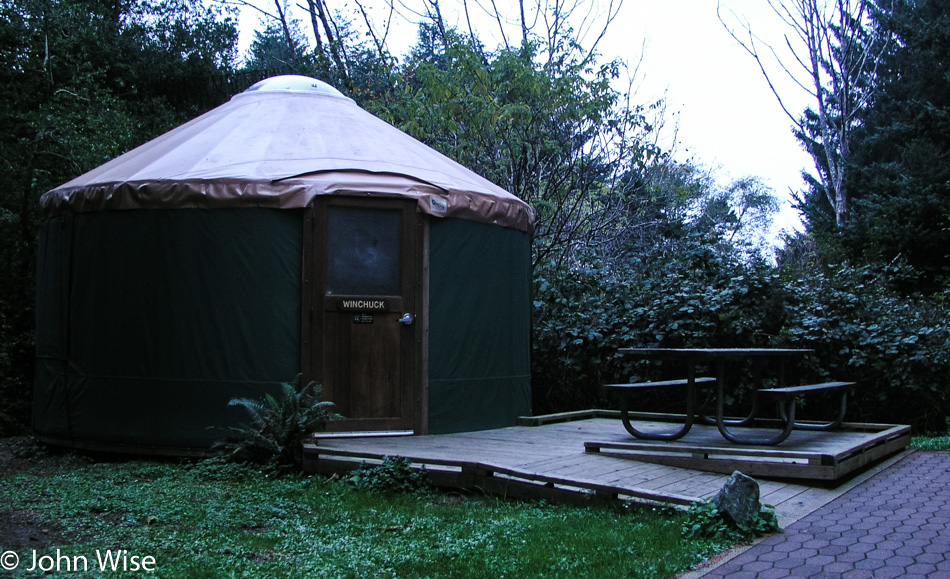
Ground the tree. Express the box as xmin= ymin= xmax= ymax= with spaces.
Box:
xmin=449 ymin=0 xmax=623 ymax=66
xmin=369 ymin=29 xmax=668 ymax=268
xmin=695 ymin=176 xmax=781 ymax=255
xmin=246 ymin=20 xmax=312 ymax=71
xmin=720 ymin=0 xmax=886 ymax=229
xmin=847 ymin=0 xmax=950 ymax=292
xmin=0 ymin=0 xmax=240 ymax=433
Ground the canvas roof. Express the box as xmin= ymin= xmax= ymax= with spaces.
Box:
xmin=40 ymin=75 xmax=534 ymax=232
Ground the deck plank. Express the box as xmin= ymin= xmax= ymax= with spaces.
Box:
xmin=759 ymin=483 xmax=810 ymax=506
xmin=304 ymin=416 xmax=907 ymax=521
xmin=658 ymin=472 xmax=728 ymax=496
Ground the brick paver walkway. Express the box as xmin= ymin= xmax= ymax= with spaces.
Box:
xmin=700 ymin=451 xmax=950 ymax=578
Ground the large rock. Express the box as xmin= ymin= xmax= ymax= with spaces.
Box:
xmin=712 ymin=471 xmax=761 ymax=527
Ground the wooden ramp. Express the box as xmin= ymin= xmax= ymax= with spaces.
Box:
xmin=302 ymin=415 xmax=909 ymax=523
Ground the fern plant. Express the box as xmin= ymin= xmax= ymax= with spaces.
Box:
xmin=218 ymin=374 xmax=342 ymax=469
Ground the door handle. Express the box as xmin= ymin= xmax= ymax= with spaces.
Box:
xmin=399 ymin=313 xmax=414 ymax=326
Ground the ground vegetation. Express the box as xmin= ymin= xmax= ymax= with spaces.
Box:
xmin=0 ymin=437 xmax=729 ymax=578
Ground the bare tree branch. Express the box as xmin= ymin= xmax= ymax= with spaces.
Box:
xmin=303 ymin=0 xmax=350 ymax=83
xmin=518 ymin=0 xmax=529 ymax=45
xmin=272 ymin=0 xmax=298 ymax=59
xmin=718 ymin=0 xmax=883 ymax=228
xmin=579 ymin=0 xmax=622 ymax=67
xmin=461 ymin=0 xmax=481 ymax=50
xmin=486 ymin=0 xmax=510 ymax=49
xmin=423 ymin=0 xmax=448 ymax=46
xmin=354 ymin=0 xmax=389 ymax=58
xmin=213 ymin=0 xmax=278 ymax=21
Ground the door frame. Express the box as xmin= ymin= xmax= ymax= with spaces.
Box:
xmin=301 ymin=196 xmax=428 ymax=434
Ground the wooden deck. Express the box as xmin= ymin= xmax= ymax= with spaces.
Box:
xmin=302 ymin=414 xmax=909 ymax=523
xmin=584 ymin=416 xmax=909 ymax=481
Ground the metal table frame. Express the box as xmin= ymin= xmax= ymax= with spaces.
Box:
xmin=619 ymin=348 xmax=814 ymax=445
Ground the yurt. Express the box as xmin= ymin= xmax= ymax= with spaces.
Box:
xmin=34 ymin=75 xmax=534 ymax=453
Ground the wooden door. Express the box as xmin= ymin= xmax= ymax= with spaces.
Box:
xmin=304 ymin=198 xmax=423 ymax=433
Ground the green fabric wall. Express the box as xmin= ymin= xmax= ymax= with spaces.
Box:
xmin=428 ymin=219 xmax=532 ymax=434
xmin=34 ymin=209 xmax=301 ymax=450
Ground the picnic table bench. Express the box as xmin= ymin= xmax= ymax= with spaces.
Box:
xmin=603 ymin=377 xmax=716 ymax=441
xmin=606 ymin=348 xmax=857 ymax=446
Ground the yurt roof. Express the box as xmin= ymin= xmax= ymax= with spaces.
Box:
xmin=40 ymin=75 xmax=534 ymax=232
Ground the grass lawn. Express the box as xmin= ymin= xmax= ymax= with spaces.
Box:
xmin=0 ymin=438 xmax=734 ymax=578
xmin=910 ymin=433 xmax=950 ymax=451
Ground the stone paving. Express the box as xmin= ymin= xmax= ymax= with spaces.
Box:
xmin=700 ymin=451 xmax=950 ymax=578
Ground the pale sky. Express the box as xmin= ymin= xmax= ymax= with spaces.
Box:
xmin=601 ymin=0 xmax=813 ymax=234
xmin=234 ymin=0 xmax=813 ymax=236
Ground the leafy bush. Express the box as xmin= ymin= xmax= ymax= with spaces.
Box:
xmin=0 ymin=285 xmax=35 ymax=437
xmin=911 ymin=432 xmax=950 ymax=451
xmin=532 ymin=239 xmax=783 ymax=415
xmin=775 ymin=264 xmax=950 ymax=429
xmin=217 ymin=375 xmax=342 ymax=469
xmin=347 ymin=456 xmax=430 ymax=494
xmin=682 ymin=499 xmax=780 ymax=542
xmin=189 ymin=455 xmax=258 ymax=482
xmin=532 ymin=242 xmax=950 ymax=431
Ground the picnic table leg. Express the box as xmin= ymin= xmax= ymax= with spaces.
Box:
xmin=715 ymin=360 xmax=798 ymax=445
xmin=777 ymin=390 xmax=849 ymax=431
xmin=618 ymin=368 xmax=697 ymax=441
xmin=697 ymin=358 xmax=760 ymax=427
xmin=698 ymin=399 xmax=760 ymax=426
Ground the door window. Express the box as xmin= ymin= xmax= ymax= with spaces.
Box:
xmin=326 ymin=207 xmax=401 ymax=296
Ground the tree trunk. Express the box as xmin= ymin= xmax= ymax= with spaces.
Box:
xmin=272 ymin=0 xmax=297 ymax=60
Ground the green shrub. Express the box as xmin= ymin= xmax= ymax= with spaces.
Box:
xmin=776 ymin=264 xmax=950 ymax=429
xmin=531 ymin=244 xmax=950 ymax=431
xmin=347 ymin=455 xmax=430 ymax=494
xmin=0 ymin=298 xmax=34 ymax=436
xmin=532 ymin=240 xmax=782 ymax=415
xmin=218 ymin=374 xmax=342 ymax=469
xmin=911 ymin=434 xmax=950 ymax=451
xmin=682 ymin=499 xmax=780 ymax=542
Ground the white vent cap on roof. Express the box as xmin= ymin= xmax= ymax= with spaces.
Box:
xmin=242 ymin=75 xmax=353 ymax=101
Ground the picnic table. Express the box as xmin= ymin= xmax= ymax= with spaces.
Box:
xmin=604 ymin=348 xmax=855 ymax=445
